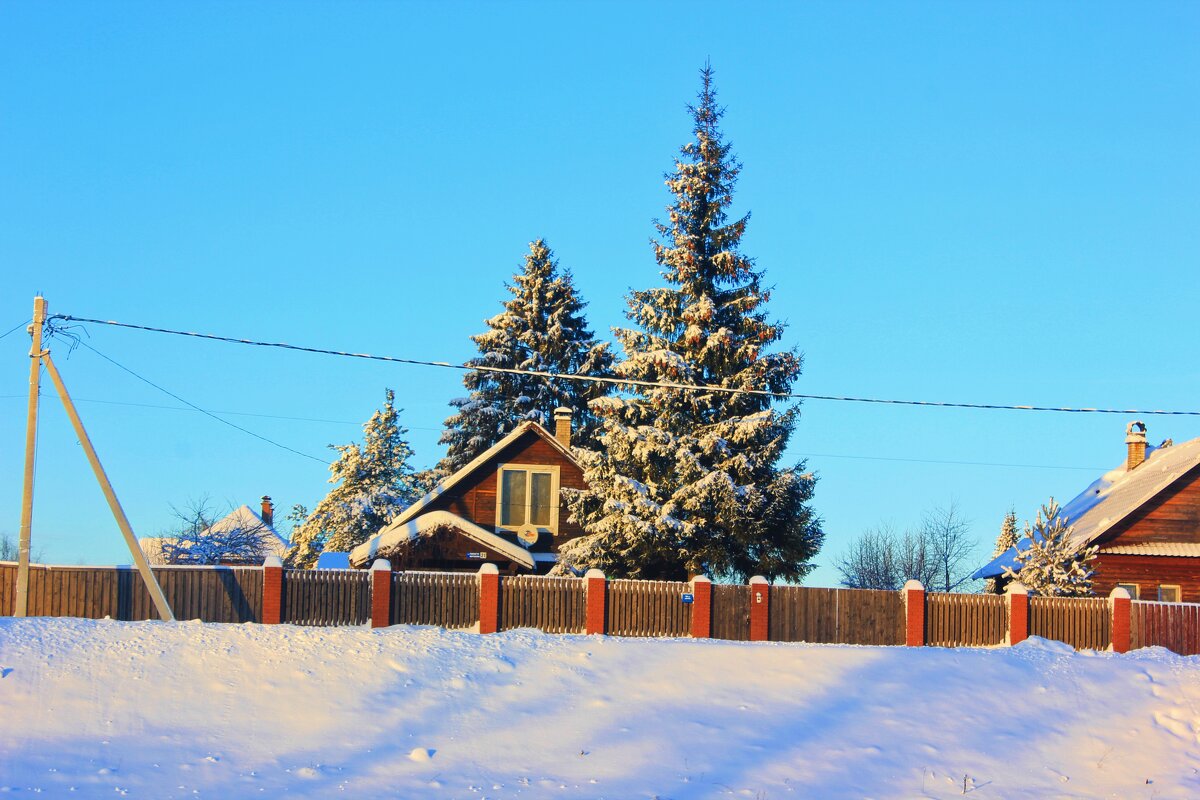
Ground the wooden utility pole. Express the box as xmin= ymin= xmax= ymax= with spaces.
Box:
xmin=13 ymin=296 xmax=174 ymax=621
xmin=14 ymin=296 xmax=46 ymax=617
xmin=42 ymin=354 xmax=174 ymax=621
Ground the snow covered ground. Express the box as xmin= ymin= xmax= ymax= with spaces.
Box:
xmin=1 ymin=618 xmax=1198 ymax=799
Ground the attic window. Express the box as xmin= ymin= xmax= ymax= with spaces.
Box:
xmin=496 ymin=464 xmax=559 ymax=533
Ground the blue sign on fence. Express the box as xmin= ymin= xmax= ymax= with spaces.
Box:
xmin=681 ymin=593 xmax=694 ymax=604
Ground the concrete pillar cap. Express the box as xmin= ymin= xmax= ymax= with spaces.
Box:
xmin=1109 ymin=586 xmax=1131 ymax=600
xmin=584 ymin=568 xmax=605 ymax=580
xmin=749 ymin=575 xmax=769 ymax=585
xmin=262 ymin=556 xmax=282 ymax=568
xmin=902 ymin=579 xmax=924 ymax=592
xmin=1005 ymin=582 xmax=1028 ymax=596
xmin=370 ymin=559 xmax=391 ymax=572
xmin=690 ymin=575 xmax=712 ymax=584
xmin=478 ymin=563 xmax=499 ymax=575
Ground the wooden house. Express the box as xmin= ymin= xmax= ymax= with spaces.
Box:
xmin=349 ymin=409 xmax=585 ymax=574
xmin=975 ymin=422 xmax=1200 ymax=601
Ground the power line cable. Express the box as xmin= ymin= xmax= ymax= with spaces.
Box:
xmin=69 ymin=339 xmax=328 ymax=464
xmin=0 ymin=392 xmax=1111 ymax=472
xmin=0 ymin=319 xmax=32 ymax=341
xmin=49 ymin=313 xmax=1200 ymax=417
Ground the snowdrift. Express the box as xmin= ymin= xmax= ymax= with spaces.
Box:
xmin=1 ymin=618 xmax=1197 ymax=798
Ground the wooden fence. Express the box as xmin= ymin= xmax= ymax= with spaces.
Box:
xmin=282 ymin=569 xmax=369 ymax=626
xmin=712 ymin=583 xmax=751 ymax=641
xmin=1029 ymin=596 xmax=1111 ymax=651
xmin=501 ymin=575 xmax=585 ymax=633
xmin=607 ymin=579 xmax=691 ymax=637
xmin=768 ymin=587 xmax=906 ymax=646
xmin=1131 ymin=600 xmax=1200 ymax=656
xmin=5 ymin=561 xmax=1200 ymax=656
xmin=926 ymin=593 xmax=1007 ymax=648
xmin=393 ymin=571 xmax=478 ymax=629
xmin=0 ymin=562 xmax=262 ymax=622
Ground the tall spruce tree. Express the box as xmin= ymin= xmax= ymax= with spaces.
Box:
xmin=553 ymin=67 xmax=823 ymax=582
xmin=437 ymin=239 xmax=614 ymax=475
xmin=984 ymin=508 xmax=1020 ymax=594
xmin=286 ymin=389 xmax=423 ymax=568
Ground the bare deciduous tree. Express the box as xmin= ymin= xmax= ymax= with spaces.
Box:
xmin=156 ymin=497 xmax=274 ymax=566
xmin=0 ymin=532 xmax=44 ymax=563
xmin=921 ymin=503 xmax=978 ymax=593
xmin=835 ymin=503 xmax=981 ymax=592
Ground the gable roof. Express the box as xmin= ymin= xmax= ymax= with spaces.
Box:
xmin=139 ymin=504 xmax=289 ymax=565
xmin=974 ymin=436 xmax=1200 ymax=579
xmin=386 ymin=420 xmax=577 ymax=531
xmin=348 ymin=509 xmax=536 ymax=569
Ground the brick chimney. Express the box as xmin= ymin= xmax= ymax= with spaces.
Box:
xmin=553 ymin=407 xmax=572 ymax=448
xmin=1125 ymin=421 xmax=1147 ymax=471
xmin=261 ymin=495 xmax=274 ymax=527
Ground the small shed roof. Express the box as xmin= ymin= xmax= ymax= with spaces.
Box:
xmin=349 ymin=509 xmax=537 ymax=569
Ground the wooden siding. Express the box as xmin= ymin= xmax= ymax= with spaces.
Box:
xmin=606 ymin=579 xmax=691 ymax=637
xmin=425 ymin=429 xmax=586 ymax=551
xmin=1099 ymin=464 xmax=1200 ymax=546
xmin=281 ymin=569 xmax=369 ymax=626
xmin=925 ymin=592 xmax=1007 ymax=647
xmin=0 ymin=563 xmax=263 ymax=622
xmin=500 ymin=575 xmax=585 ymax=633
xmin=1130 ymin=600 xmax=1200 ymax=656
xmin=1092 ymin=554 xmax=1200 ymax=603
xmin=1029 ymin=596 xmax=1111 ymax=651
xmin=392 ymin=572 xmax=479 ymax=629
xmin=711 ymin=584 xmax=750 ymax=641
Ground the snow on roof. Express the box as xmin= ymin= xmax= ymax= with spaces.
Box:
xmin=349 ymin=509 xmax=537 ymax=570
xmin=386 ymin=421 xmax=576 ymax=532
xmin=138 ymin=537 xmax=171 ymax=565
xmin=139 ymin=504 xmax=289 ymax=565
xmin=204 ymin=505 xmax=290 ymax=558
xmin=315 ymin=552 xmax=352 ymax=569
xmin=974 ymin=436 xmax=1200 ymax=579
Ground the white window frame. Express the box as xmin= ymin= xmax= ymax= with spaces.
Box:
xmin=1157 ymin=584 xmax=1181 ymax=603
xmin=494 ymin=463 xmax=560 ymax=535
xmin=1116 ymin=582 xmax=1140 ymax=600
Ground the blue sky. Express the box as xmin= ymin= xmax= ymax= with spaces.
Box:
xmin=2 ymin=1 xmax=1197 ymax=585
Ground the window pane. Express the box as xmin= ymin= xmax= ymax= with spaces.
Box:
xmin=530 ymin=473 xmax=552 ymax=526
xmin=501 ymin=470 xmax=526 ymax=526
xmin=1158 ymin=586 xmax=1180 ymax=603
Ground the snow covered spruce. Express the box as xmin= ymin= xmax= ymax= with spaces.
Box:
xmin=437 ymin=239 xmax=614 ymax=477
xmin=553 ymin=67 xmax=823 ymax=582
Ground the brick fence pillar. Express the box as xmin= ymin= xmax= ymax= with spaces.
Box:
xmin=749 ymin=576 xmax=770 ymax=642
xmin=262 ymin=556 xmax=283 ymax=625
xmin=478 ymin=563 xmax=500 ymax=634
xmin=690 ymin=575 xmax=712 ymax=639
xmin=370 ymin=559 xmax=392 ymax=629
xmin=1110 ymin=586 xmax=1131 ymax=653
xmin=903 ymin=580 xmax=925 ymax=647
xmin=1006 ymin=581 xmax=1029 ymax=646
xmin=585 ymin=569 xmax=606 ymax=635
